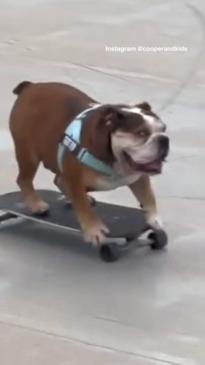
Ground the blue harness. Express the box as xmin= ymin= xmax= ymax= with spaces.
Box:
xmin=57 ymin=105 xmax=114 ymax=176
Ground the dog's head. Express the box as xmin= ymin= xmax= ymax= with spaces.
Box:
xmin=83 ymin=102 xmax=169 ymax=175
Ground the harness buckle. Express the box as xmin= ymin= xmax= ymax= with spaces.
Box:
xmin=63 ymin=135 xmax=85 ymax=160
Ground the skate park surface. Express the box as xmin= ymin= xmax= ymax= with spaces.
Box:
xmin=0 ymin=0 xmax=205 ymax=364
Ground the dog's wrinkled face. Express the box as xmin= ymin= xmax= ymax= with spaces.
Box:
xmin=86 ymin=102 xmax=169 ymax=175
xmin=111 ymin=102 xmax=169 ymax=174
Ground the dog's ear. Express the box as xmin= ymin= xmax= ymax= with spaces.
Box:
xmin=136 ymin=102 xmax=152 ymax=112
xmin=101 ymin=105 xmax=126 ymax=131
xmin=84 ymin=105 xmax=126 ymax=164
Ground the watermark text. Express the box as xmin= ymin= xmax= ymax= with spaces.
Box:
xmin=105 ymin=45 xmax=188 ymax=53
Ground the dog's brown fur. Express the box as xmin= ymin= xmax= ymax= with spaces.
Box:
xmin=10 ymin=81 xmax=160 ymax=244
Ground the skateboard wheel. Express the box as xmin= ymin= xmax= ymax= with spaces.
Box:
xmin=149 ymin=229 xmax=168 ymax=250
xmin=99 ymin=243 xmax=121 ymax=262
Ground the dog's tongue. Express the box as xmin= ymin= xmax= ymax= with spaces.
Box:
xmin=147 ymin=160 xmax=162 ymax=169
xmin=123 ymin=152 xmax=162 ymax=173
xmin=143 ymin=160 xmax=162 ymax=173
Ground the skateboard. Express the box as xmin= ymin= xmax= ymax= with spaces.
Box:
xmin=0 ymin=190 xmax=168 ymax=262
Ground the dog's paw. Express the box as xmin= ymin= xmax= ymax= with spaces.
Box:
xmin=30 ymin=200 xmax=50 ymax=216
xmin=83 ymin=221 xmax=110 ymax=246
xmin=146 ymin=214 xmax=163 ymax=230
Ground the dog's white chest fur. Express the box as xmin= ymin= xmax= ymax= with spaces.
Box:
xmin=95 ymin=172 xmax=142 ymax=191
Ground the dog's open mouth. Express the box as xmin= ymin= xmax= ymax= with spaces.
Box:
xmin=123 ymin=151 xmax=163 ymax=174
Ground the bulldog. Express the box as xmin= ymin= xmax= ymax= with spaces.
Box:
xmin=9 ymin=81 xmax=169 ymax=245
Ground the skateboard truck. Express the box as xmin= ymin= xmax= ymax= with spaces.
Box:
xmin=99 ymin=228 xmax=168 ymax=262
xmin=50 ymin=197 xmax=168 ymax=262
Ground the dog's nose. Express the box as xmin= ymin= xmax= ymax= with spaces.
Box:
xmin=158 ymin=135 xmax=169 ymax=158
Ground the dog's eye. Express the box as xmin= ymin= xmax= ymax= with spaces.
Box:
xmin=138 ymin=130 xmax=148 ymax=138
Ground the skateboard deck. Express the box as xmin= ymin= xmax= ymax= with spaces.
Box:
xmin=0 ymin=190 xmax=147 ymax=238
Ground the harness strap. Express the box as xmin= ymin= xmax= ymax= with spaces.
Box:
xmin=57 ymin=105 xmax=114 ymax=176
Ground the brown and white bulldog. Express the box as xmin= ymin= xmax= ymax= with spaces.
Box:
xmin=9 ymin=81 xmax=169 ymax=245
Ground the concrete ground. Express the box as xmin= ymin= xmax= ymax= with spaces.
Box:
xmin=0 ymin=0 xmax=205 ymax=364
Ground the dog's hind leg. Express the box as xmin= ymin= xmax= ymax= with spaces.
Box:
xmin=54 ymin=175 xmax=96 ymax=206
xmin=54 ymin=175 xmax=66 ymax=196
xmin=15 ymin=143 xmax=49 ymax=215
xmin=53 ymin=174 xmax=73 ymax=205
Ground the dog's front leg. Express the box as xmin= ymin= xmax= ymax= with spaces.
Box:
xmin=62 ymin=163 xmax=109 ymax=246
xmin=129 ymin=175 xmax=163 ymax=230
